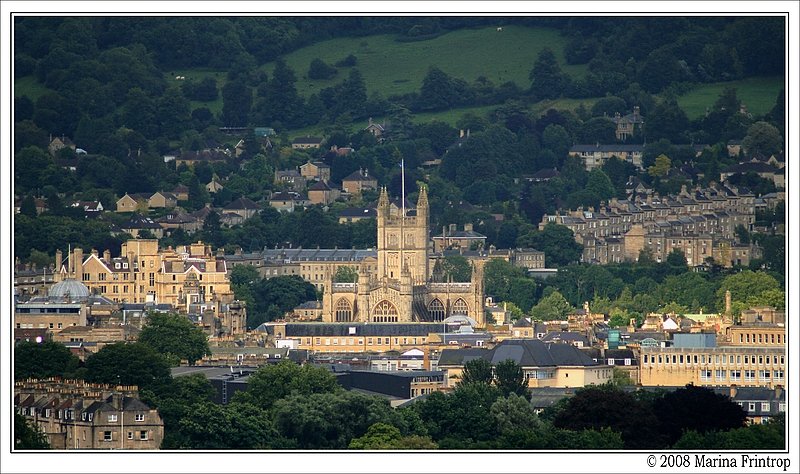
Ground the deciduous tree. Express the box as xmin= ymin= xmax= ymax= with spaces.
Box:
xmin=138 ymin=312 xmax=211 ymax=366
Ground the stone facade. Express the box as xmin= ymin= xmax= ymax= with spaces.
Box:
xmin=52 ymin=240 xmax=240 ymax=331
xmin=14 ymin=379 xmax=164 ymax=450
xmin=321 ymin=187 xmax=486 ymax=326
xmin=540 ymin=183 xmax=761 ymax=266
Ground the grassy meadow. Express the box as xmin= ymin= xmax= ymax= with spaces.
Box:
xmin=676 ymin=76 xmax=783 ymax=120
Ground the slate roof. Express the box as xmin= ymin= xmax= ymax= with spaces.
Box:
xmin=123 ymin=214 xmax=161 ymax=229
xmin=722 ymin=162 xmax=779 ymax=174
xmin=438 ymin=339 xmax=598 ymax=368
xmin=308 ymin=181 xmax=332 ymax=191
xmin=270 ymin=191 xmax=302 ymax=201
xmin=343 ymin=170 xmax=377 ymax=182
xmin=225 ymin=197 xmax=259 ymax=210
xmin=541 ymin=331 xmax=590 ymax=346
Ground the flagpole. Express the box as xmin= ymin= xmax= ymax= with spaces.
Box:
xmin=401 ymin=158 xmax=405 ymax=217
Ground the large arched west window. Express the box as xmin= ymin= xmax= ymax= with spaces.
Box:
xmin=373 ymin=300 xmax=398 ymax=322
xmin=428 ymin=299 xmax=445 ymax=321
xmin=452 ymin=298 xmax=469 ymax=316
xmin=335 ymin=299 xmax=353 ymax=322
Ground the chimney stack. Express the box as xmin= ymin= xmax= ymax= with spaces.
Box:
xmin=104 ymin=249 xmax=111 ymax=262
xmin=729 ymin=384 xmax=738 ymax=399
xmin=75 ymin=248 xmax=84 ymax=278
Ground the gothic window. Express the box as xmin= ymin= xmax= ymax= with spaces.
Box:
xmin=428 ymin=299 xmax=445 ymax=321
xmin=335 ymin=299 xmax=353 ymax=322
xmin=373 ymin=300 xmax=398 ymax=323
xmin=452 ymin=298 xmax=469 ymax=316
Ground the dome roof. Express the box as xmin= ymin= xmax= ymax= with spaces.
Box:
xmin=48 ymin=278 xmax=91 ymax=300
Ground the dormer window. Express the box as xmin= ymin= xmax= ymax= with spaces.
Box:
xmin=115 ymin=263 xmax=121 ymax=269
xmin=123 ymin=263 xmax=128 ymax=269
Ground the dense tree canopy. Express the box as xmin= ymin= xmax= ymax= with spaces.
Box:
xmin=138 ymin=312 xmax=211 ymax=365
xmin=14 ymin=341 xmax=80 ymax=380
xmin=84 ymin=342 xmax=171 ymax=390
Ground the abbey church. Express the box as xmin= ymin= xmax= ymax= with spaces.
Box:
xmin=320 ymin=186 xmax=486 ymax=326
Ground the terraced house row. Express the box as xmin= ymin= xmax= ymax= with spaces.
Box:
xmin=540 ymin=182 xmax=760 ymax=266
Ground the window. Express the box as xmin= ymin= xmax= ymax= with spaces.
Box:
xmin=99 ymin=273 xmax=106 ymax=281
xmin=452 ymin=298 xmax=469 ymax=316
xmin=759 ymin=370 xmax=771 ymax=381
xmin=761 ymin=402 xmax=771 ymax=412
xmin=428 ymin=299 xmax=445 ymax=321
xmin=744 ymin=370 xmax=755 ymax=382
xmin=108 ymin=414 xmax=118 ymax=422
xmin=779 ymin=403 xmax=786 ymax=412
xmin=103 ymin=431 xmax=112 ymax=442
xmin=774 ymin=370 xmax=784 ymax=380
xmin=135 ymin=414 xmax=145 ymax=422
xmin=128 ymin=432 xmax=134 ymax=440
xmin=715 ymin=370 xmax=726 ymax=381
xmin=335 ymin=299 xmax=353 ymax=322
xmin=139 ymin=431 xmax=148 ymax=440
xmin=700 ymin=370 xmax=712 ymax=382
xmin=748 ymin=402 xmax=756 ymax=411
xmin=730 ymin=370 xmax=741 ymax=381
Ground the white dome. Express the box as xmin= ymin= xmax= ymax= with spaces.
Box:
xmin=48 ymin=278 xmax=91 ymax=300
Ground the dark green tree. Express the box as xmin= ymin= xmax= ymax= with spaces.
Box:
xmin=494 ymin=359 xmax=528 ymax=398
xmin=19 ymin=195 xmax=38 ymax=218
xmin=646 ymin=97 xmax=689 ymax=143
xmin=530 ymin=290 xmax=574 ymax=320
xmin=742 ymin=121 xmax=783 ymax=157
xmin=434 ymin=254 xmax=472 ymax=283
xmin=272 ymin=390 xmax=411 ymax=449
xmin=516 ymin=223 xmax=583 ymax=267
xmin=138 ymin=312 xmax=211 ymax=366
xmin=15 ymin=413 xmax=50 ymax=449
xmin=457 ymin=358 xmax=493 ymax=386
xmin=221 ymin=78 xmax=252 ymax=126
xmin=235 ymin=361 xmax=340 ymax=410
xmin=419 ymin=66 xmax=460 ymax=111
xmin=655 ymin=384 xmax=747 ymax=446
xmin=308 ymin=58 xmax=338 ymax=80
xmin=529 ymin=48 xmax=570 ymax=100
xmin=84 ymin=342 xmax=171 ymax=390
xmin=349 ymin=422 xmax=437 ymax=450
xmin=14 ymin=341 xmax=80 ymax=380
xmin=553 ymin=385 xmax=666 ymax=449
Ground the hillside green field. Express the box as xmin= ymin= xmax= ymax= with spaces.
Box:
xmin=676 ymin=76 xmax=783 ymax=120
xmin=266 ymin=25 xmax=586 ymax=99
